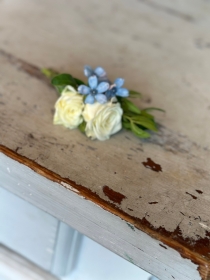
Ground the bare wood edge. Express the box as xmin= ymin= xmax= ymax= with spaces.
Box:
xmin=1 ymin=144 xmax=210 ymax=280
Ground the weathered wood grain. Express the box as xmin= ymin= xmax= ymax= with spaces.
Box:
xmin=0 ymin=0 xmax=210 ymax=279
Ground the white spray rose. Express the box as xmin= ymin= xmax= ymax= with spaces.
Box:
xmin=83 ymin=98 xmax=123 ymax=141
xmin=53 ymin=86 xmax=84 ymax=129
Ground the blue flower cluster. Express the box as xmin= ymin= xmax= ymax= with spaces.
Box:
xmin=78 ymin=65 xmax=129 ymax=104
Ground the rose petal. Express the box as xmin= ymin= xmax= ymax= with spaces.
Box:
xmin=96 ymin=82 xmax=109 ymax=94
xmin=78 ymin=85 xmax=90 ymax=95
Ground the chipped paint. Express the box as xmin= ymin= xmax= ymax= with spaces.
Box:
xmin=103 ymin=186 xmax=126 ymax=205
xmin=60 ymin=182 xmax=79 ymax=193
xmin=199 ymin=223 xmax=210 ymax=231
xmin=0 ymin=146 xmax=208 ymax=279
xmin=196 ymin=190 xmax=203 ymax=194
xmin=142 ymin=158 xmax=162 ymax=172
xmin=186 ymin=192 xmax=197 ymax=200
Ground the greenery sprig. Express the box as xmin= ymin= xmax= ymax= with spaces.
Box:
xmin=42 ymin=67 xmax=164 ymax=140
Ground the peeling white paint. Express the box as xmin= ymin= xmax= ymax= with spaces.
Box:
xmin=60 ymin=182 xmax=79 ymax=193
xmin=199 ymin=222 xmax=210 ymax=231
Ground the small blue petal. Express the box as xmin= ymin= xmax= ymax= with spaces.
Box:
xmin=105 ymin=90 xmax=113 ymax=100
xmin=88 ymin=75 xmax=98 ymax=89
xmin=78 ymin=85 xmax=90 ymax=95
xmin=114 ymin=78 xmax=124 ymax=88
xmin=94 ymin=67 xmax=106 ymax=77
xmin=95 ymin=93 xmax=107 ymax=104
xmin=116 ymin=88 xmax=129 ymax=97
xmin=85 ymin=94 xmax=95 ymax=104
xmin=96 ymin=82 xmax=109 ymax=94
xmin=84 ymin=65 xmax=93 ymax=77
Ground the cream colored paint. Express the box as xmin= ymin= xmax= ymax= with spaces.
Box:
xmin=0 ymin=0 xmax=210 ymax=146
xmin=0 ymin=52 xmax=210 ymax=241
xmin=0 ymin=0 xmax=210 ymax=278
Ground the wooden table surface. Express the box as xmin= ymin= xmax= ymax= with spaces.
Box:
xmin=1 ymin=1 xmax=210 ymax=279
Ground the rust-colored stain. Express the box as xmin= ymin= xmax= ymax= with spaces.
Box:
xmin=142 ymin=158 xmax=162 ymax=172
xmin=186 ymin=192 xmax=197 ymax=200
xmin=103 ymin=186 xmax=126 ymax=205
xmin=196 ymin=190 xmax=203 ymax=194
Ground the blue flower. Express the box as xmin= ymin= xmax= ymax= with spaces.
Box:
xmin=78 ymin=75 xmax=109 ymax=104
xmin=106 ymin=78 xmax=129 ymax=100
xmin=84 ymin=65 xmax=108 ymax=81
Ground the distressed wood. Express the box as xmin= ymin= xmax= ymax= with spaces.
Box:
xmin=0 ymin=0 xmax=210 ymax=279
xmin=0 ymin=153 xmax=201 ymax=280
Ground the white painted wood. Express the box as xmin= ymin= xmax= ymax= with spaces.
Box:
xmin=63 ymin=235 xmax=153 ymax=280
xmin=0 ymin=185 xmax=154 ymax=280
xmin=0 ymin=245 xmax=59 ymax=280
xmin=51 ymin=222 xmax=83 ymax=276
xmin=0 ymin=187 xmax=84 ymax=277
xmin=0 ymin=153 xmax=201 ymax=280
xmin=0 ymin=187 xmax=58 ymax=271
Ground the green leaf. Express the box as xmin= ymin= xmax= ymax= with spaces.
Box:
xmin=54 ymin=85 xmax=66 ymax=94
xmin=140 ymin=110 xmax=154 ymax=120
xmin=130 ymin=122 xmax=150 ymax=138
xmin=73 ymin=77 xmax=85 ymax=86
xmin=119 ymin=98 xmax=141 ymax=114
xmin=122 ymin=121 xmax=131 ymax=130
xmin=131 ymin=115 xmax=157 ymax=131
xmin=142 ymin=107 xmax=165 ymax=113
xmin=129 ymin=90 xmax=141 ymax=98
xmin=78 ymin=121 xmax=86 ymax=133
xmin=52 ymin=74 xmax=77 ymax=89
xmin=41 ymin=68 xmax=58 ymax=79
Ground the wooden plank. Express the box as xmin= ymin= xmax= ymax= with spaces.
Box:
xmin=0 ymin=244 xmax=59 ymax=280
xmin=0 ymin=0 xmax=210 ymax=279
xmin=0 ymin=153 xmax=201 ymax=280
